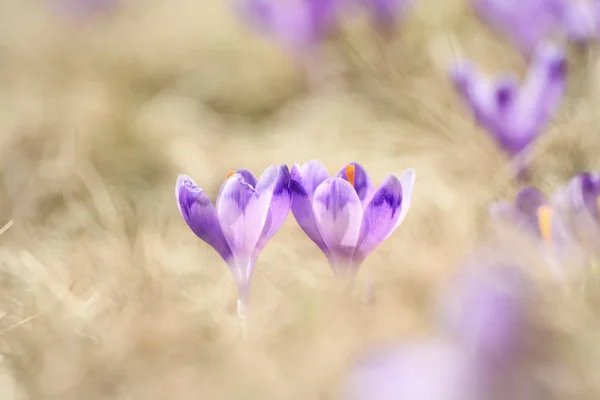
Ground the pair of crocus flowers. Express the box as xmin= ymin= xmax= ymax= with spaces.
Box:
xmin=176 ymin=161 xmax=415 ymax=307
xmin=490 ymin=171 xmax=600 ymax=269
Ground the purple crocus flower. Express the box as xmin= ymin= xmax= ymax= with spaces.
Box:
xmin=470 ymin=0 xmax=595 ymax=55
xmin=240 ymin=0 xmax=343 ymax=53
xmin=489 ymin=187 xmax=553 ymax=244
xmin=290 ymin=160 xmax=415 ymax=281
xmin=439 ymin=262 xmax=531 ymax=369
xmin=176 ymin=165 xmax=291 ymax=310
xmin=342 ymin=339 xmax=477 ymax=400
xmin=551 ymin=172 xmax=600 ymax=253
xmin=451 ymin=43 xmax=566 ymax=181
xmin=342 ymin=261 xmax=539 ymax=400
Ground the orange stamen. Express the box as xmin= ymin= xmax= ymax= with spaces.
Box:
xmin=345 ymin=164 xmax=356 ymax=187
xmin=225 ymin=170 xmax=235 ymax=179
xmin=537 ymin=205 xmax=553 ymax=245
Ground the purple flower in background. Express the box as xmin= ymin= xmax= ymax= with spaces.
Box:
xmin=176 ymin=165 xmax=291 ymax=309
xmin=342 ymin=339 xmax=477 ymax=400
xmin=239 ymin=0 xmax=343 ymax=52
xmin=552 ymin=172 xmax=600 ymax=253
xmin=489 ymin=187 xmax=553 ymax=244
xmin=451 ymin=43 xmax=566 ymax=180
xmin=342 ymin=261 xmax=538 ymax=400
xmin=471 ymin=0 xmax=595 ymax=55
xmin=439 ymin=262 xmax=531 ymax=368
xmin=290 ymin=161 xmax=415 ymax=281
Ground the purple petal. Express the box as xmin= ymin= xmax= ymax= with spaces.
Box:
xmin=494 ymin=75 xmax=519 ymax=112
xmin=175 ymin=175 xmax=232 ymax=262
xmin=312 ymin=177 xmax=363 ymax=267
xmin=515 ymin=186 xmax=547 ymax=216
xmin=577 ymin=172 xmax=600 ymax=220
xmin=253 ymin=165 xmax=292 ymax=259
xmin=561 ymin=1 xmax=596 ymax=43
xmin=470 ymin=0 xmax=562 ymax=55
xmin=241 ymin=0 xmax=340 ymax=51
xmin=511 ymin=43 xmax=566 ymax=145
xmin=387 ymin=169 xmax=415 ymax=237
xmin=354 ymin=175 xmax=403 ymax=261
xmin=336 ymin=162 xmax=376 ymax=206
xmin=439 ymin=261 xmax=530 ymax=366
xmin=342 ymin=340 xmax=475 ymax=400
xmin=216 ymin=172 xmax=274 ymax=281
xmin=450 ymin=62 xmax=501 ymax=136
xmin=552 ymin=172 xmax=600 ymax=253
xmin=290 ymin=161 xmax=331 ymax=253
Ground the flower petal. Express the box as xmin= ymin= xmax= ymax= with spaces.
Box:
xmin=386 ymin=169 xmax=415 ymax=238
xmin=450 ymin=61 xmax=500 ymax=134
xmin=355 ymin=175 xmax=403 ymax=260
xmin=312 ymin=177 xmax=363 ymax=265
xmin=253 ymin=165 xmax=292 ymax=258
xmin=512 ymin=43 xmax=566 ymax=144
xmin=175 ymin=175 xmax=233 ymax=262
xmin=216 ymin=172 xmax=274 ymax=277
xmin=336 ymin=162 xmax=376 ymax=206
xmin=290 ymin=161 xmax=330 ymax=253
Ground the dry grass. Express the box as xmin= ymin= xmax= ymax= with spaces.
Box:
xmin=1 ymin=0 xmax=600 ymax=399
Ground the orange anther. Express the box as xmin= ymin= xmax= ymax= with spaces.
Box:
xmin=345 ymin=164 xmax=355 ymax=187
xmin=225 ymin=170 xmax=235 ymax=179
xmin=537 ymin=205 xmax=553 ymax=246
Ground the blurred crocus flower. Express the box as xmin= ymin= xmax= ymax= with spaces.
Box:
xmin=176 ymin=165 xmax=291 ymax=313
xmin=439 ymin=262 xmax=531 ymax=368
xmin=451 ymin=43 xmax=566 ymax=180
xmin=489 ymin=187 xmax=553 ymax=245
xmin=342 ymin=339 xmax=476 ymax=400
xmin=240 ymin=0 xmax=343 ymax=53
xmin=343 ymin=262 xmax=536 ymax=400
xmin=471 ymin=0 xmax=596 ymax=55
xmin=290 ymin=160 xmax=414 ymax=281
xmin=551 ymin=172 xmax=600 ymax=253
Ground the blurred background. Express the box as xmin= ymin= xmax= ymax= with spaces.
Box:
xmin=1 ymin=0 xmax=600 ymax=399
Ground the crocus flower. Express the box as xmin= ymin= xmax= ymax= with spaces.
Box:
xmin=239 ymin=0 xmax=343 ymax=53
xmin=439 ymin=261 xmax=531 ymax=368
xmin=290 ymin=161 xmax=414 ymax=281
xmin=489 ymin=187 xmax=553 ymax=245
xmin=342 ymin=339 xmax=476 ymax=400
xmin=175 ymin=165 xmax=291 ymax=312
xmin=551 ymin=172 xmax=600 ymax=254
xmin=451 ymin=43 xmax=566 ymax=181
xmin=470 ymin=0 xmax=595 ymax=55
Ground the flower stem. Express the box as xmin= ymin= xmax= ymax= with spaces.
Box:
xmin=237 ymin=298 xmax=248 ymax=340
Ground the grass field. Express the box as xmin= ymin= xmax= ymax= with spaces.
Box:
xmin=1 ymin=0 xmax=600 ymax=399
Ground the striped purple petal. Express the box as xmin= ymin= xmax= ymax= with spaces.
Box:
xmin=175 ymin=175 xmax=233 ymax=263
